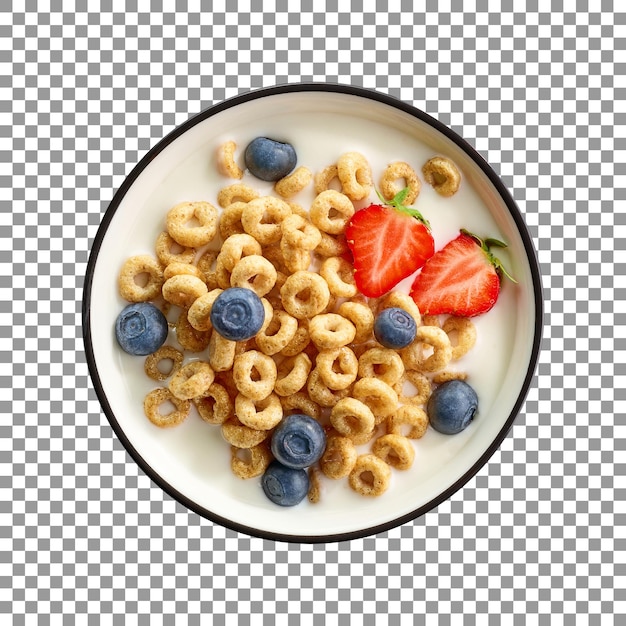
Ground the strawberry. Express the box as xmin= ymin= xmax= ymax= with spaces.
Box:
xmin=345 ymin=187 xmax=434 ymax=298
xmin=409 ymin=229 xmax=516 ymax=317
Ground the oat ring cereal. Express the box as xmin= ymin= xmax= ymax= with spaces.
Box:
xmin=306 ymin=367 xmax=351 ymax=408
xmin=280 ymin=318 xmax=311 ymax=357
xmin=155 ymin=231 xmax=196 ymax=266
xmin=402 ymin=326 xmax=453 ymax=373
xmin=162 ymin=274 xmax=208 ymax=309
xmin=241 ymin=196 xmax=292 ymax=245
xmin=235 ymin=392 xmax=283 ymax=430
xmin=337 ymin=151 xmax=373 ymax=201
xmin=379 ymin=291 xmax=421 ymax=327
xmin=274 ymin=166 xmax=312 ymax=198
xmin=357 ymin=347 xmax=405 ymax=386
xmin=168 ymin=360 xmax=215 ymax=401
xmin=395 ymin=370 xmax=432 ymax=407
xmin=229 ymin=255 xmax=278 ymax=297
xmin=118 ymin=255 xmax=164 ymax=303
xmin=165 ymin=201 xmax=218 ymax=248
xmin=193 ymin=382 xmax=233 ymax=425
xmin=162 ymin=261 xmax=205 ymax=283
xmin=309 ymin=313 xmax=356 ymax=350
xmin=314 ymin=164 xmax=340 ymax=194
xmin=320 ymin=256 xmax=357 ymax=298
xmin=232 ymin=350 xmax=277 ymax=401
xmin=144 ymin=345 xmax=184 ymax=382
xmin=255 ymin=309 xmax=298 ymax=356
xmin=143 ymin=387 xmax=191 ymax=428
xmin=230 ymin=443 xmax=273 ymax=479
xmin=337 ymin=300 xmax=374 ymax=345
xmin=208 ymin=331 xmax=237 ymax=372
xmin=309 ymin=189 xmax=356 ymax=235
xmin=319 ymin=435 xmax=358 ymax=480
xmin=442 ymin=316 xmax=477 ymax=360
xmin=433 ymin=370 xmax=468 ymax=384
xmin=218 ymin=233 xmax=263 ymax=272
xmin=274 ymin=353 xmax=312 ymax=396
xmin=280 ymin=391 xmax=322 ymax=421
xmin=316 ymin=347 xmax=358 ymax=391
xmin=372 ymin=434 xmax=415 ymax=471
xmin=314 ymin=232 xmax=349 ymax=258
xmin=280 ymin=271 xmax=330 ymax=319
xmin=386 ymin=404 xmax=429 ymax=440
xmin=352 ymin=377 xmax=399 ymax=422
xmin=217 ymin=140 xmax=244 ymax=179
xmin=218 ymin=202 xmax=247 ymax=239
xmin=221 ymin=416 xmax=271 ymax=449
xmin=187 ymin=288 xmax=224 ymax=332
xmin=176 ymin=309 xmax=211 ymax=352
xmin=281 ymin=214 xmax=322 ymax=251
xmin=217 ymin=184 xmax=259 ymax=208
xmin=330 ymin=397 xmax=376 ymax=445
xmin=348 ymin=454 xmax=392 ymax=497
xmin=422 ymin=156 xmax=461 ymax=197
xmin=379 ymin=161 xmax=421 ymax=205
xmin=279 ymin=238 xmax=312 ymax=273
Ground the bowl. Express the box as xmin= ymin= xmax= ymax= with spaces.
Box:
xmin=83 ymin=83 xmax=542 ymax=543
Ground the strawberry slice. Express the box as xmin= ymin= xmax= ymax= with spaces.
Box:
xmin=409 ymin=230 xmax=516 ymax=317
xmin=346 ymin=187 xmax=434 ymax=298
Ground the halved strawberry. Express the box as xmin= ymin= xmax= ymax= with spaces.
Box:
xmin=409 ymin=230 xmax=516 ymax=317
xmin=345 ymin=187 xmax=434 ymax=298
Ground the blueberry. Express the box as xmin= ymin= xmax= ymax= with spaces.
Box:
xmin=244 ymin=137 xmax=297 ymax=181
xmin=374 ymin=307 xmax=417 ymax=350
xmin=210 ymin=287 xmax=265 ymax=342
xmin=427 ymin=379 xmax=479 ymax=435
xmin=115 ymin=302 xmax=169 ymax=356
xmin=270 ymin=413 xmax=326 ymax=469
xmin=261 ymin=460 xmax=309 ymax=507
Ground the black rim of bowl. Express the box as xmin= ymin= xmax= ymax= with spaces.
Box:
xmin=82 ymin=82 xmax=544 ymax=544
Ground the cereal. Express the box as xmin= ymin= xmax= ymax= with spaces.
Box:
xmin=306 ymin=367 xmax=351 ymax=408
xmin=307 ymin=466 xmax=322 ymax=503
xmin=217 ymin=140 xmax=244 ymax=179
xmin=162 ymin=274 xmax=208 ymax=309
xmin=432 ymin=370 xmax=468 ymax=384
xmin=319 ymin=435 xmax=357 ymax=480
xmin=310 ymin=190 xmax=355 ymax=235
xmin=274 ymin=166 xmax=312 ymax=198
xmin=281 ymin=214 xmax=322 ymax=250
xmin=168 ymin=360 xmax=215 ymax=401
xmin=357 ymin=347 xmax=405 ymax=386
xmin=337 ymin=151 xmax=372 ymax=201
xmin=163 ymin=261 xmax=206 ymax=283
xmin=280 ymin=391 xmax=322 ymax=421
xmin=217 ymin=233 xmax=263 ymax=272
xmin=193 ymin=382 xmax=233 ymax=425
xmin=330 ymin=397 xmax=376 ymax=445
xmin=217 ymin=184 xmax=259 ymax=208
xmin=208 ymin=331 xmax=237 ymax=372
xmin=176 ymin=309 xmax=211 ymax=352
xmin=144 ymin=387 xmax=191 ymax=428
xmin=314 ymin=232 xmax=349 ymax=258
xmin=241 ymin=196 xmax=291 ymax=245
xmin=280 ymin=271 xmax=331 ymax=319
xmin=230 ymin=443 xmax=273 ymax=479
xmin=166 ymin=201 xmax=218 ymax=247
xmin=255 ymin=309 xmax=298 ymax=356
xmin=372 ymin=434 xmax=415 ymax=470
xmin=279 ymin=238 xmax=311 ymax=273
xmin=337 ymin=300 xmax=374 ymax=345
xmin=118 ymin=255 xmax=164 ymax=303
xmin=320 ymin=256 xmax=357 ymax=298
xmin=314 ymin=164 xmax=340 ymax=194
xmin=386 ymin=405 xmax=429 ymax=439
xmin=348 ymin=454 xmax=392 ymax=497
xmin=422 ymin=156 xmax=461 ymax=197
xmin=394 ymin=370 xmax=432 ymax=407
xmin=401 ymin=326 xmax=452 ymax=373
xmin=442 ymin=316 xmax=477 ymax=360
xmin=229 ymin=255 xmax=277 ymax=297
xmin=221 ymin=416 xmax=271 ymax=449
xmin=352 ymin=377 xmax=398 ymax=422
xmin=232 ymin=350 xmax=277 ymax=401
xmin=155 ymin=231 xmax=195 ymax=266
xmin=235 ymin=392 xmax=283 ymax=430
xmin=187 ymin=288 xmax=223 ymax=332
xmin=274 ymin=353 xmax=312 ymax=396
xmin=280 ymin=318 xmax=311 ymax=357
xmin=378 ymin=291 xmax=421 ymax=328
xmin=309 ymin=313 xmax=356 ymax=350
xmin=218 ymin=202 xmax=247 ymax=239
xmin=316 ymin=347 xmax=358 ymax=391
xmin=144 ymin=345 xmax=184 ymax=382
xmin=379 ymin=161 xmax=421 ymax=205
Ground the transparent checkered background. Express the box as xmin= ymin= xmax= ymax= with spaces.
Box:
xmin=2 ymin=2 xmax=624 ymax=623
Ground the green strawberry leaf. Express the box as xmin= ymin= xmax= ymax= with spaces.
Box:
xmin=376 ymin=186 xmax=430 ymax=229
xmin=460 ymin=228 xmax=517 ymax=284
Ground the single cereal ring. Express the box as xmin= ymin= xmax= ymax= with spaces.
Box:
xmin=176 ymin=309 xmax=210 ymax=352
xmin=168 ymin=360 xmax=215 ymax=401
xmin=281 ymin=214 xmax=322 ymax=250
xmin=348 ymin=454 xmax=392 ymax=497
xmin=337 ymin=152 xmax=372 ymax=201
xmin=288 ymin=202 xmax=308 ymax=218
xmin=432 ymin=370 xmax=468 ymax=384
xmin=163 ymin=261 xmax=206 ymax=283
xmin=187 ymin=288 xmax=224 ymax=332
xmin=320 ymin=256 xmax=357 ymax=298
xmin=357 ymin=347 xmax=405 ymax=386
xmin=279 ymin=238 xmax=312 ymax=273
xmin=219 ymin=202 xmax=247 ymax=239
xmin=337 ymin=301 xmax=374 ymax=345
xmin=421 ymin=315 xmax=441 ymax=328
xmin=217 ymin=140 xmax=244 ymax=179
xmin=401 ymin=326 xmax=452 ymax=373
xmin=162 ymin=274 xmax=208 ymax=309
xmin=280 ymin=271 xmax=331 ymax=320
xmin=233 ymin=350 xmax=277 ymax=401
xmin=193 ymin=382 xmax=233 ymax=425
xmin=274 ymin=352 xmax=312 ymax=396
xmin=166 ymin=201 xmax=218 ymax=248
xmin=307 ymin=466 xmax=322 ymax=503
xmin=309 ymin=313 xmax=356 ymax=350
xmin=196 ymin=249 xmax=219 ymax=290
xmin=217 ymin=184 xmax=259 ymax=208
xmin=387 ymin=404 xmax=429 ymax=439
xmin=378 ymin=291 xmax=421 ymax=327
xmin=280 ymin=318 xmax=311 ymax=357
xmin=214 ymin=256 xmax=233 ymax=290
xmin=274 ymin=166 xmax=312 ymax=198
xmin=394 ymin=370 xmax=432 ymax=407
xmin=306 ymin=367 xmax=351 ymax=408
xmin=422 ymin=156 xmax=461 ymax=197
xmin=230 ymin=443 xmax=273 ymax=479
xmin=144 ymin=345 xmax=184 ymax=382
xmin=144 ymin=387 xmax=190 ymax=428
xmin=261 ymin=242 xmax=288 ymax=274
xmin=217 ymin=233 xmax=263 ymax=272
xmin=155 ymin=231 xmax=196 ymax=266
xmin=314 ymin=164 xmax=341 ymax=194
xmin=372 ymin=434 xmax=415 ymax=471
xmin=319 ymin=435 xmax=357 ymax=480
xmin=352 ymin=377 xmax=398 ymax=422
xmin=316 ymin=347 xmax=358 ymax=391
xmin=221 ymin=416 xmax=270 ymax=449
xmin=314 ymin=232 xmax=349 ymax=258
xmin=442 ymin=316 xmax=477 ymax=360
xmin=208 ymin=330 xmax=237 ymax=372
xmin=229 ymin=255 xmax=277 ymax=297
xmin=255 ymin=309 xmax=298 ymax=356
xmin=280 ymin=391 xmax=321 ymax=421
xmin=330 ymin=397 xmax=376 ymax=445
xmin=241 ymin=196 xmax=292 ymax=245
xmin=379 ymin=161 xmax=421 ymax=205
xmin=118 ymin=255 xmax=164 ymax=302
xmin=309 ymin=190 xmax=355 ymax=235
xmin=235 ymin=392 xmax=283 ymax=430
xmin=259 ymin=297 xmax=274 ymax=334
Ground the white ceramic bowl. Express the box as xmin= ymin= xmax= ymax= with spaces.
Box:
xmin=83 ymin=84 xmax=542 ymax=542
